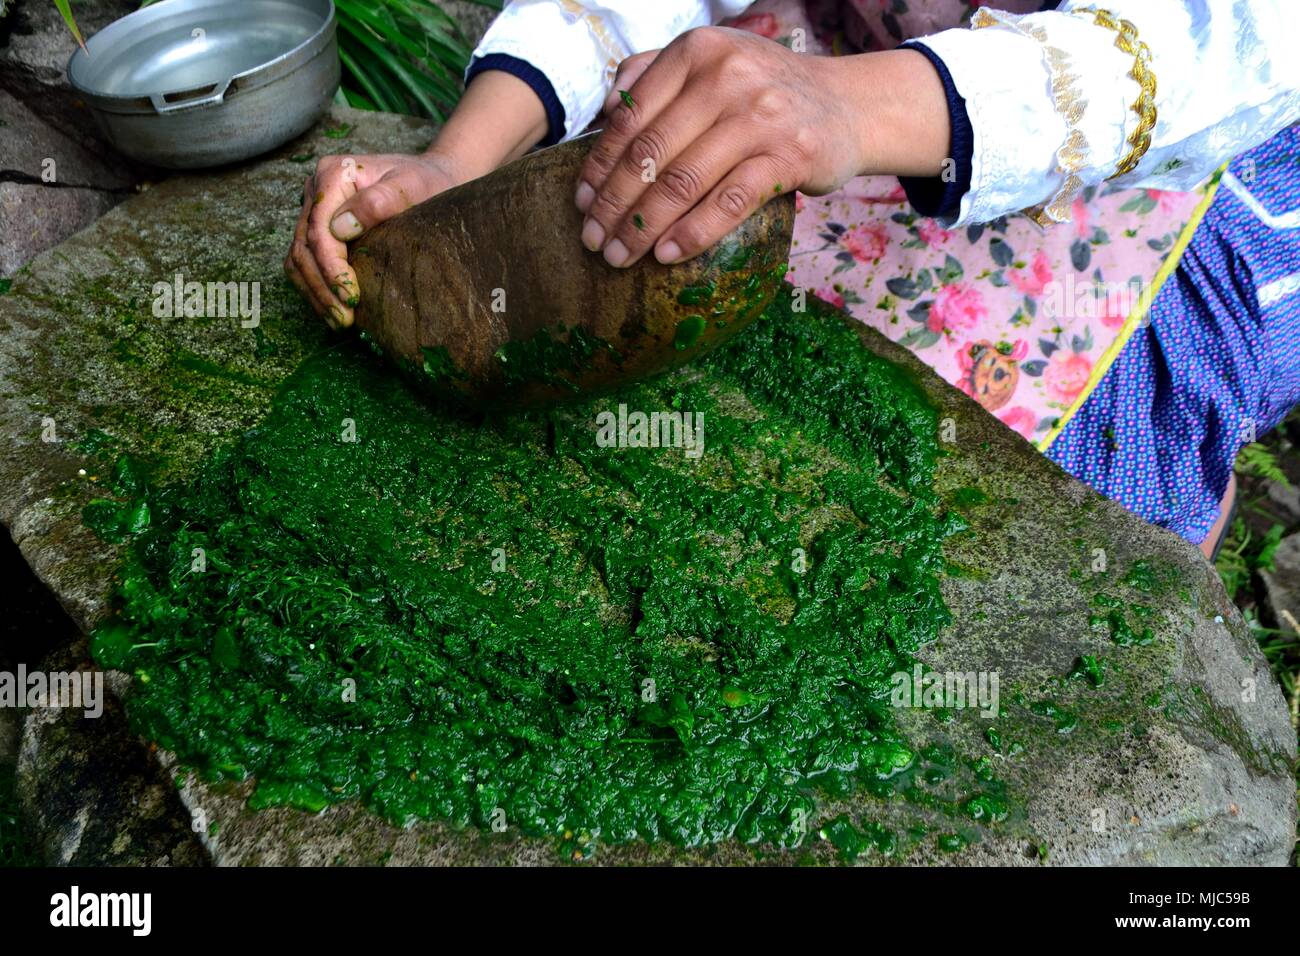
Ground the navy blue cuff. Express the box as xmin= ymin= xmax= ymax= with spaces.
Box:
xmin=466 ymin=53 xmax=566 ymax=147
xmin=896 ymin=42 xmax=973 ymax=221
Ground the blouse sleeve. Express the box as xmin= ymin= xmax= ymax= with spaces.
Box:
xmin=469 ymin=0 xmax=754 ymax=144
xmin=909 ymin=0 xmax=1300 ymax=227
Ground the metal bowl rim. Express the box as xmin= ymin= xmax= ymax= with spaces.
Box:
xmin=66 ymin=0 xmax=337 ymax=106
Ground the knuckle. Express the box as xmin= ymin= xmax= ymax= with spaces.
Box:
xmin=675 ymin=220 xmax=711 ymax=256
xmin=616 ymin=220 xmax=649 ymax=250
xmin=715 ymin=181 xmax=755 ymax=219
xmin=788 ymin=126 xmax=819 ymax=164
xmin=718 ymin=49 xmax=756 ymax=82
xmin=625 ymin=128 xmax=668 ymax=174
xmin=680 ymin=26 xmax=721 ymax=55
xmin=307 ymin=190 xmax=332 ymax=221
xmin=752 ymin=88 xmax=789 ymax=121
xmin=657 ymin=163 xmax=704 ymax=205
xmin=607 ymin=102 xmax=639 ymax=135
xmin=354 ymin=182 xmax=391 ymax=216
xmin=306 ymin=239 xmax=339 ymax=270
xmin=617 ymin=50 xmax=650 ymax=76
xmin=584 ymin=140 xmax=619 ymax=177
xmin=591 ymin=185 xmax=630 ymax=219
xmin=305 ymin=226 xmax=329 ymax=254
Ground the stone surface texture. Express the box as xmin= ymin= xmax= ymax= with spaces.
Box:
xmin=0 ymin=2 xmax=143 ymax=276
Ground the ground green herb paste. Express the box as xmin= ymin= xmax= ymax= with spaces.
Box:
xmin=88 ymin=290 xmax=961 ymax=851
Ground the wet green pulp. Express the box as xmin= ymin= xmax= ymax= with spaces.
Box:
xmin=89 ymin=289 xmax=960 ymax=851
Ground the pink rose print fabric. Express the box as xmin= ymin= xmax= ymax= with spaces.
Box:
xmin=787 ymin=177 xmax=1203 ymax=445
xmin=726 ymin=0 xmax=1207 ymax=449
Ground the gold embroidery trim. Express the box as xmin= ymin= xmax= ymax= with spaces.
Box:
xmin=972 ymin=8 xmax=1087 ymax=226
xmin=1073 ymin=7 xmax=1158 ymax=178
xmin=553 ymin=0 xmax=624 ymax=84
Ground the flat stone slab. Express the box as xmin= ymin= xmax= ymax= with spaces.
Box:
xmin=0 ymin=88 xmax=135 ymax=276
xmin=0 ymin=107 xmax=1294 ymax=865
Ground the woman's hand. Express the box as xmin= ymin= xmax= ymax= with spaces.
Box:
xmin=285 ymin=70 xmax=551 ymax=328
xmin=575 ymin=27 xmax=949 ymax=268
xmin=284 ymin=151 xmax=466 ymax=329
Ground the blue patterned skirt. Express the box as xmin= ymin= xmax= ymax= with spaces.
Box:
xmin=1048 ymin=125 xmax=1300 ymax=543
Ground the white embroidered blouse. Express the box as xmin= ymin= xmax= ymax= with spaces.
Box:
xmin=470 ymin=0 xmax=1300 ymax=226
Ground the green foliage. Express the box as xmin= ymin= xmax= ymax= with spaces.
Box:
xmin=1237 ymin=442 xmax=1292 ymax=488
xmin=52 ymin=0 xmax=87 ymax=50
xmin=335 ymin=0 xmax=500 ymax=120
xmin=1215 ymin=518 xmax=1284 ymax=603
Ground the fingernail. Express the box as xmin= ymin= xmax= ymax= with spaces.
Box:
xmin=575 ymin=181 xmax=595 ymax=213
xmin=328 ymin=305 xmax=346 ymax=328
xmin=335 ymin=273 xmax=360 ymax=307
xmin=581 ymin=218 xmax=606 ymax=252
xmin=603 ymin=239 xmax=629 ymax=268
xmin=656 ymin=240 xmax=683 ymax=264
xmin=331 ymin=212 xmax=364 ymax=241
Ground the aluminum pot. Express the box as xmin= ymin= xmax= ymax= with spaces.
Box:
xmin=67 ymin=0 xmax=339 ymax=169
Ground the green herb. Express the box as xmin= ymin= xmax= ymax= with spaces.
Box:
xmin=619 ymin=89 xmax=636 ymax=109
xmin=88 ymin=290 xmax=964 ymax=853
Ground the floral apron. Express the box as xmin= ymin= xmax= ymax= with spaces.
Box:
xmin=722 ymin=0 xmax=1207 ymax=448
xmin=717 ymin=0 xmax=1281 ymax=543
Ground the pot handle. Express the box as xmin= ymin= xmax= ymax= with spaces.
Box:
xmin=149 ymin=77 xmax=233 ymax=114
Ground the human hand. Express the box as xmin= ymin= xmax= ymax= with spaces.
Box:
xmin=284 ymin=151 xmax=467 ymax=328
xmin=575 ymin=28 xmax=948 ymax=268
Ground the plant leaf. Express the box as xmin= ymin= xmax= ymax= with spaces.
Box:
xmin=53 ymin=0 xmax=86 ymax=52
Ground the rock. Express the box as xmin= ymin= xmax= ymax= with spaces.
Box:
xmin=0 ymin=0 xmax=140 ymax=154
xmin=1 ymin=528 xmax=201 ymax=864
xmin=0 ymin=708 xmax=16 ymax=769
xmin=0 ymin=89 xmax=134 ymax=191
xmin=0 ymin=181 xmax=119 ymax=277
xmin=1265 ymin=479 xmax=1300 ymax=528
xmin=350 ymin=133 xmax=794 ymax=405
xmin=1259 ymin=533 xmax=1300 ymax=633
xmin=15 ymin=648 xmax=207 ymax=865
xmin=0 ymin=106 xmax=1293 ymax=866
xmin=0 ymin=88 xmax=138 ymax=275
xmin=444 ymin=0 xmax=497 ymax=48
